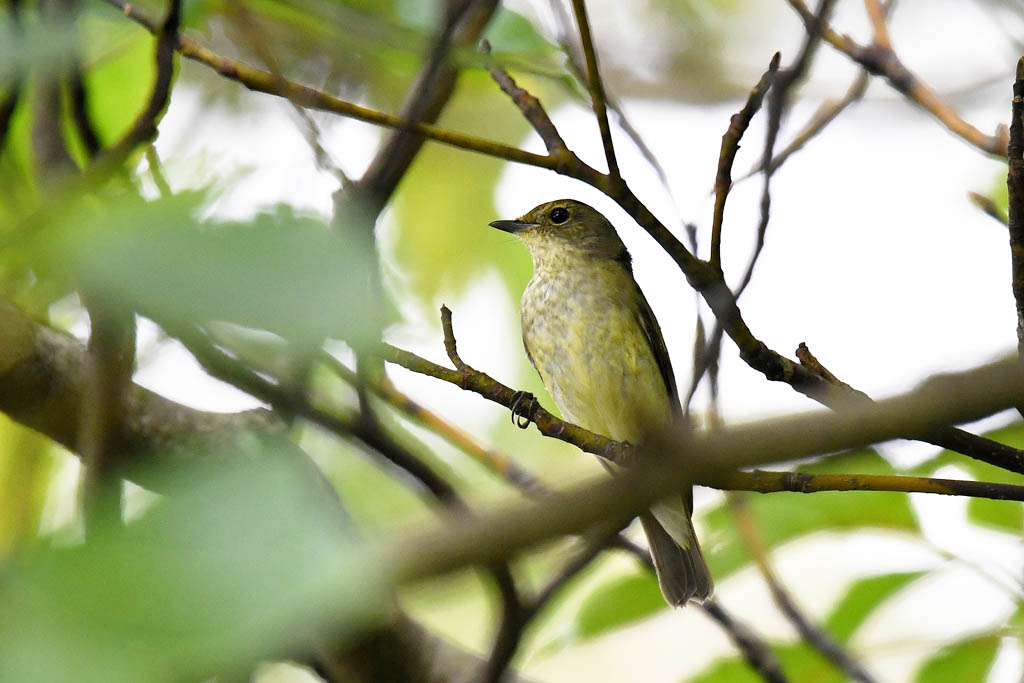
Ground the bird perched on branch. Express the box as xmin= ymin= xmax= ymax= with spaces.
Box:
xmin=490 ymin=198 xmax=712 ymax=606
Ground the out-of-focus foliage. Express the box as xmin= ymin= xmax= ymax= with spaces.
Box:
xmin=694 ymin=642 xmax=848 ymax=683
xmin=568 ymin=570 xmax=664 ymax=639
xmin=25 ymin=193 xmax=381 ymax=353
xmin=0 ymin=448 xmax=381 ymax=683
xmin=913 ymin=635 xmax=1000 ymax=683
xmin=913 ymin=422 xmax=1024 ymax=532
xmin=824 ymin=571 xmax=925 ymax=644
xmin=705 ymin=450 xmax=918 ymax=581
xmin=2 ymin=0 xmax=1022 ymax=681
xmin=0 ymin=418 xmax=55 ymax=559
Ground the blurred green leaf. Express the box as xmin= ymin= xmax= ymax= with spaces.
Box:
xmin=914 ymin=635 xmax=999 ymax=683
xmin=692 ymin=642 xmax=846 ymax=683
xmin=703 ymin=450 xmax=919 ymax=580
xmin=35 ymin=194 xmax=381 ymax=353
xmin=388 ymin=70 xmax=534 ymax=309
xmin=571 ymin=570 xmax=665 ymax=640
xmin=913 ymin=421 xmax=1024 ymax=532
xmin=968 ymin=496 xmax=1023 ymax=531
xmin=0 ymin=416 xmax=55 ymax=558
xmin=0 ymin=446 xmax=382 ymax=683
xmin=824 ymin=571 xmax=925 ymax=644
xmin=79 ymin=11 xmax=156 ymax=151
xmin=483 ymin=7 xmax=559 ymax=57
xmin=0 ymin=16 xmax=79 ymax=84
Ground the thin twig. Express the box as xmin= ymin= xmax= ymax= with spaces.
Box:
xmin=323 ymin=352 xmax=550 ymax=497
xmin=784 ymin=0 xmax=1007 ymax=156
xmin=737 ymin=0 xmax=835 ymax=296
xmin=568 ymin=0 xmax=619 ymax=179
xmin=546 ymin=0 xmax=679 ymax=214
xmin=91 ymin=0 xmax=181 ymax=174
xmin=702 ymin=600 xmax=789 ymax=683
xmin=382 ymin=323 xmax=1024 ymax=500
xmin=863 ymin=0 xmax=891 ymax=50
xmin=730 ymin=494 xmax=876 ymax=682
xmin=144 ymin=146 xmax=173 ymax=198
xmin=481 ymin=40 xmax=572 ymax=158
xmin=710 ymin=54 xmax=780 ymax=270
xmin=356 ymin=0 xmax=499 ymax=213
xmin=968 ymin=191 xmax=1009 ymax=226
xmin=103 ymin=0 xmax=554 ymax=171
xmin=739 ymin=71 xmax=870 ymax=181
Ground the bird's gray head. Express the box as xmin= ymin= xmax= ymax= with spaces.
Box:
xmin=489 ymin=199 xmax=630 ymax=266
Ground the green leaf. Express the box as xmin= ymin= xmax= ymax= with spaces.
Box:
xmin=572 ymin=570 xmax=665 ymax=639
xmin=703 ymin=450 xmax=919 ymax=579
xmin=692 ymin=642 xmax=846 ymax=683
xmin=0 ymin=447 xmax=382 ymax=683
xmin=388 ymin=69 xmax=535 ymax=308
xmin=824 ymin=571 xmax=925 ymax=643
xmin=37 ymin=194 xmax=382 ymax=353
xmin=913 ymin=421 xmax=1024 ymax=532
xmin=79 ymin=9 xmax=158 ymax=149
xmin=968 ymin=496 xmax=1024 ymax=531
xmin=914 ymin=635 xmax=999 ymax=683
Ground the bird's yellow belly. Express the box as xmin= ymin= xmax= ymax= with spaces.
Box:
xmin=521 ymin=270 xmax=672 ymax=444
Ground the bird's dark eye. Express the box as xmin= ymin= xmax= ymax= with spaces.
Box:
xmin=549 ymin=207 xmax=570 ymax=224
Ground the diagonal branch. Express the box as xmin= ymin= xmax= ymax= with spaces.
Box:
xmin=102 ymin=0 xmax=552 ymax=170
xmin=783 ymin=0 xmax=1007 ymax=157
xmin=730 ymin=494 xmax=876 ymax=682
xmin=709 ymin=53 xmax=780 ymax=270
xmin=568 ymin=0 xmax=619 ymax=179
xmin=381 ymin=308 xmax=1024 ymax=501
xmin=91 ymin=0 xmax=181 ymax=174
xmin=387 ymin=353 xmax=1024 ymax=583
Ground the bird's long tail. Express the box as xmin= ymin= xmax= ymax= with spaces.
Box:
xmin=639 ymin=495 xmax=713 ymax=606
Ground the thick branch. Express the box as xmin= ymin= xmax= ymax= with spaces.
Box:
xmin=1008 ymin=58 xmax=1024 ymax=363
xmin=381 ymin=319 xmax=1024 ymax=501
xmin=387 ymin=355 xmax=1024 ymax=583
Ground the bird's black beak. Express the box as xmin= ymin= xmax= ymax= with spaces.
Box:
xmin=489 ymin=219 xmax=536 ymax=234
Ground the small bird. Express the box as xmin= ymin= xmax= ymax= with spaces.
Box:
xmin=490 ymin=198 xmax=712 ymax=606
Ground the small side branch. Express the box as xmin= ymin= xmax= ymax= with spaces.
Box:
xmin=784 ymin=0 xmax=1007 ymax=156
xmin=91 ymin=0 xmax=181 ymax=173
xmin=730 ymin=495 xmax=876 ymax=683
xmin=710 ymin=54 xmax=780 ymax=270
xmin=568 ymin=0 xmax=619 ymax=179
